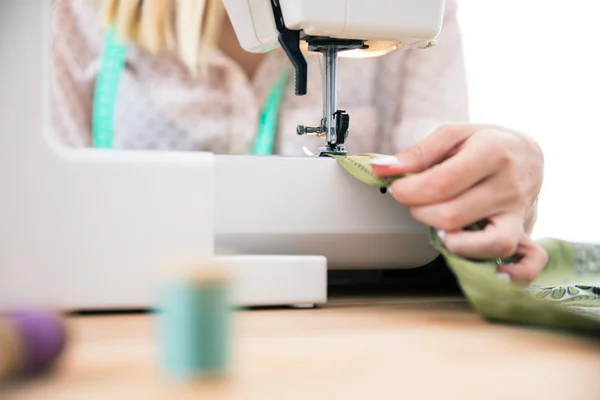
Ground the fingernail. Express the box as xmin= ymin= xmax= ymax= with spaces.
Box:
xmin=386 ymin=186 xmax=393 ymax=195
xmin=496 ymin=272 xmax=511 ymax=282
xmin=368 ymin=156 xmax=401 ymax=166
xmin=437 ymin=229 xmax=446 ymax=240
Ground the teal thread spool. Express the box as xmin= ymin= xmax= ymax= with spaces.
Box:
xmin=157 ymin=263 xmax=231 ymax=380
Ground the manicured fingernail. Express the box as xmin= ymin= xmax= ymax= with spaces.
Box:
xmin=437 ymin=230 xmax=446 ymax=240
xmin=496 ymin=272 xmax=511 ymax=282
xmin=368 ymin=156 xmax=401 ymax=166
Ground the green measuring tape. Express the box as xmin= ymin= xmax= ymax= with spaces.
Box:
xmin=92 ymin=27 xmax=126 ymax=148
xmin=92 ymin=28 xmax=290 ymax=154
xmin=252 ymin=68 xmax=290 ymax=154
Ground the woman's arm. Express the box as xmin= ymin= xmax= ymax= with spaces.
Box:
xmin=51 ymin=0 xmax=102 ymax=148
xmin=392 ymin=0 xmax=469 ymax=151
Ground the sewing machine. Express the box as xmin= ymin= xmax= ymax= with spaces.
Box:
xmin=0 ymin=0 xmax=445 ymax=310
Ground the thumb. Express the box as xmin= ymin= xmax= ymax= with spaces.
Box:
xmin=369 ymin=124 xmax=477 ymax=176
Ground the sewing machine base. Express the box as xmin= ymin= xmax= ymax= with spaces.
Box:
xmin=216 ymin=255 xmax=327 ymax=307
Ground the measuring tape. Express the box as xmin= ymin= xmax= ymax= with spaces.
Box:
xmin=92 ymin=27 xmax=126 ymax=149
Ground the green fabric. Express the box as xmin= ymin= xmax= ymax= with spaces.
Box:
xmin=328 ymin=153 xmax=600 ymax=335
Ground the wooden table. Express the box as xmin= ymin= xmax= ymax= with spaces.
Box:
xmin=3 ymin=295 xmax=600 ymax=400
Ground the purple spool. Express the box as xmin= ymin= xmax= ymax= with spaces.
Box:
xmin=8 ymin=308 xmax=67 ymax=375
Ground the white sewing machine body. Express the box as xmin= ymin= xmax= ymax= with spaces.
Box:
xmin=216 ymin=155 xmax=437 ymax=270
xmin=0 ymin=0 xmax=444 ymax=311
xmin=223 ymin=0 xmax=445 ymax=53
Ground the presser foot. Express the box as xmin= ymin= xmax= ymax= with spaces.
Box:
xmin=318 ymin=145 xmax=347 ymax=157
xmin=298 ymin=110 xmax=350 ymax=157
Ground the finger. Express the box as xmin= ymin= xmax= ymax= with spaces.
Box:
xmin=369 ymin=124 xmax=479 ymax=176
xmin=409 ymin=177 xmax=515 ymax=231
xmin=439 ymin=213 xmax=524 ymax=260
xmin=387 ymin=138 xmax=501 ymax=206
xmin=498 ymin=236 xmax=548 ymax=285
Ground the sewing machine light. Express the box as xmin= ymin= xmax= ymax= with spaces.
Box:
xmin=337 ymin=41 xmax=403 ymax=58
xmin=301 ymin=40 xmax=436 ymax=59
xmin=338 ymin=39 xmax=437 ymax=58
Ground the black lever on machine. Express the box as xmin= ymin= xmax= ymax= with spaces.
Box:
xmin=270 ymin=0 xmax=307 ymax=96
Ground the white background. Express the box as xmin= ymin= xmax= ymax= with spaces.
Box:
xmin=457 ymin=0 xmax=600 ymax=242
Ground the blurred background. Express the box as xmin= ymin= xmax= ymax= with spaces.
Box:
xmin=457 ymin=0 xmax=600 ymax=242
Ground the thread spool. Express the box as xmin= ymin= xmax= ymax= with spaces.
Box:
xmin=9 ymin=308 xmax=68 ymax=375
xmin=157 ymin=259 xmax=231 ymax=380
xmin=0 ymin=308 xmax=67 ymax=382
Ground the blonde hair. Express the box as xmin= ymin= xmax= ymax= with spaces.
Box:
xmin=101 ymin=0 xmax=225 ymax=79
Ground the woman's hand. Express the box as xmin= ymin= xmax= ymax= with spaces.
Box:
xmin=369 ymin=124 xmax=547 ymax=284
